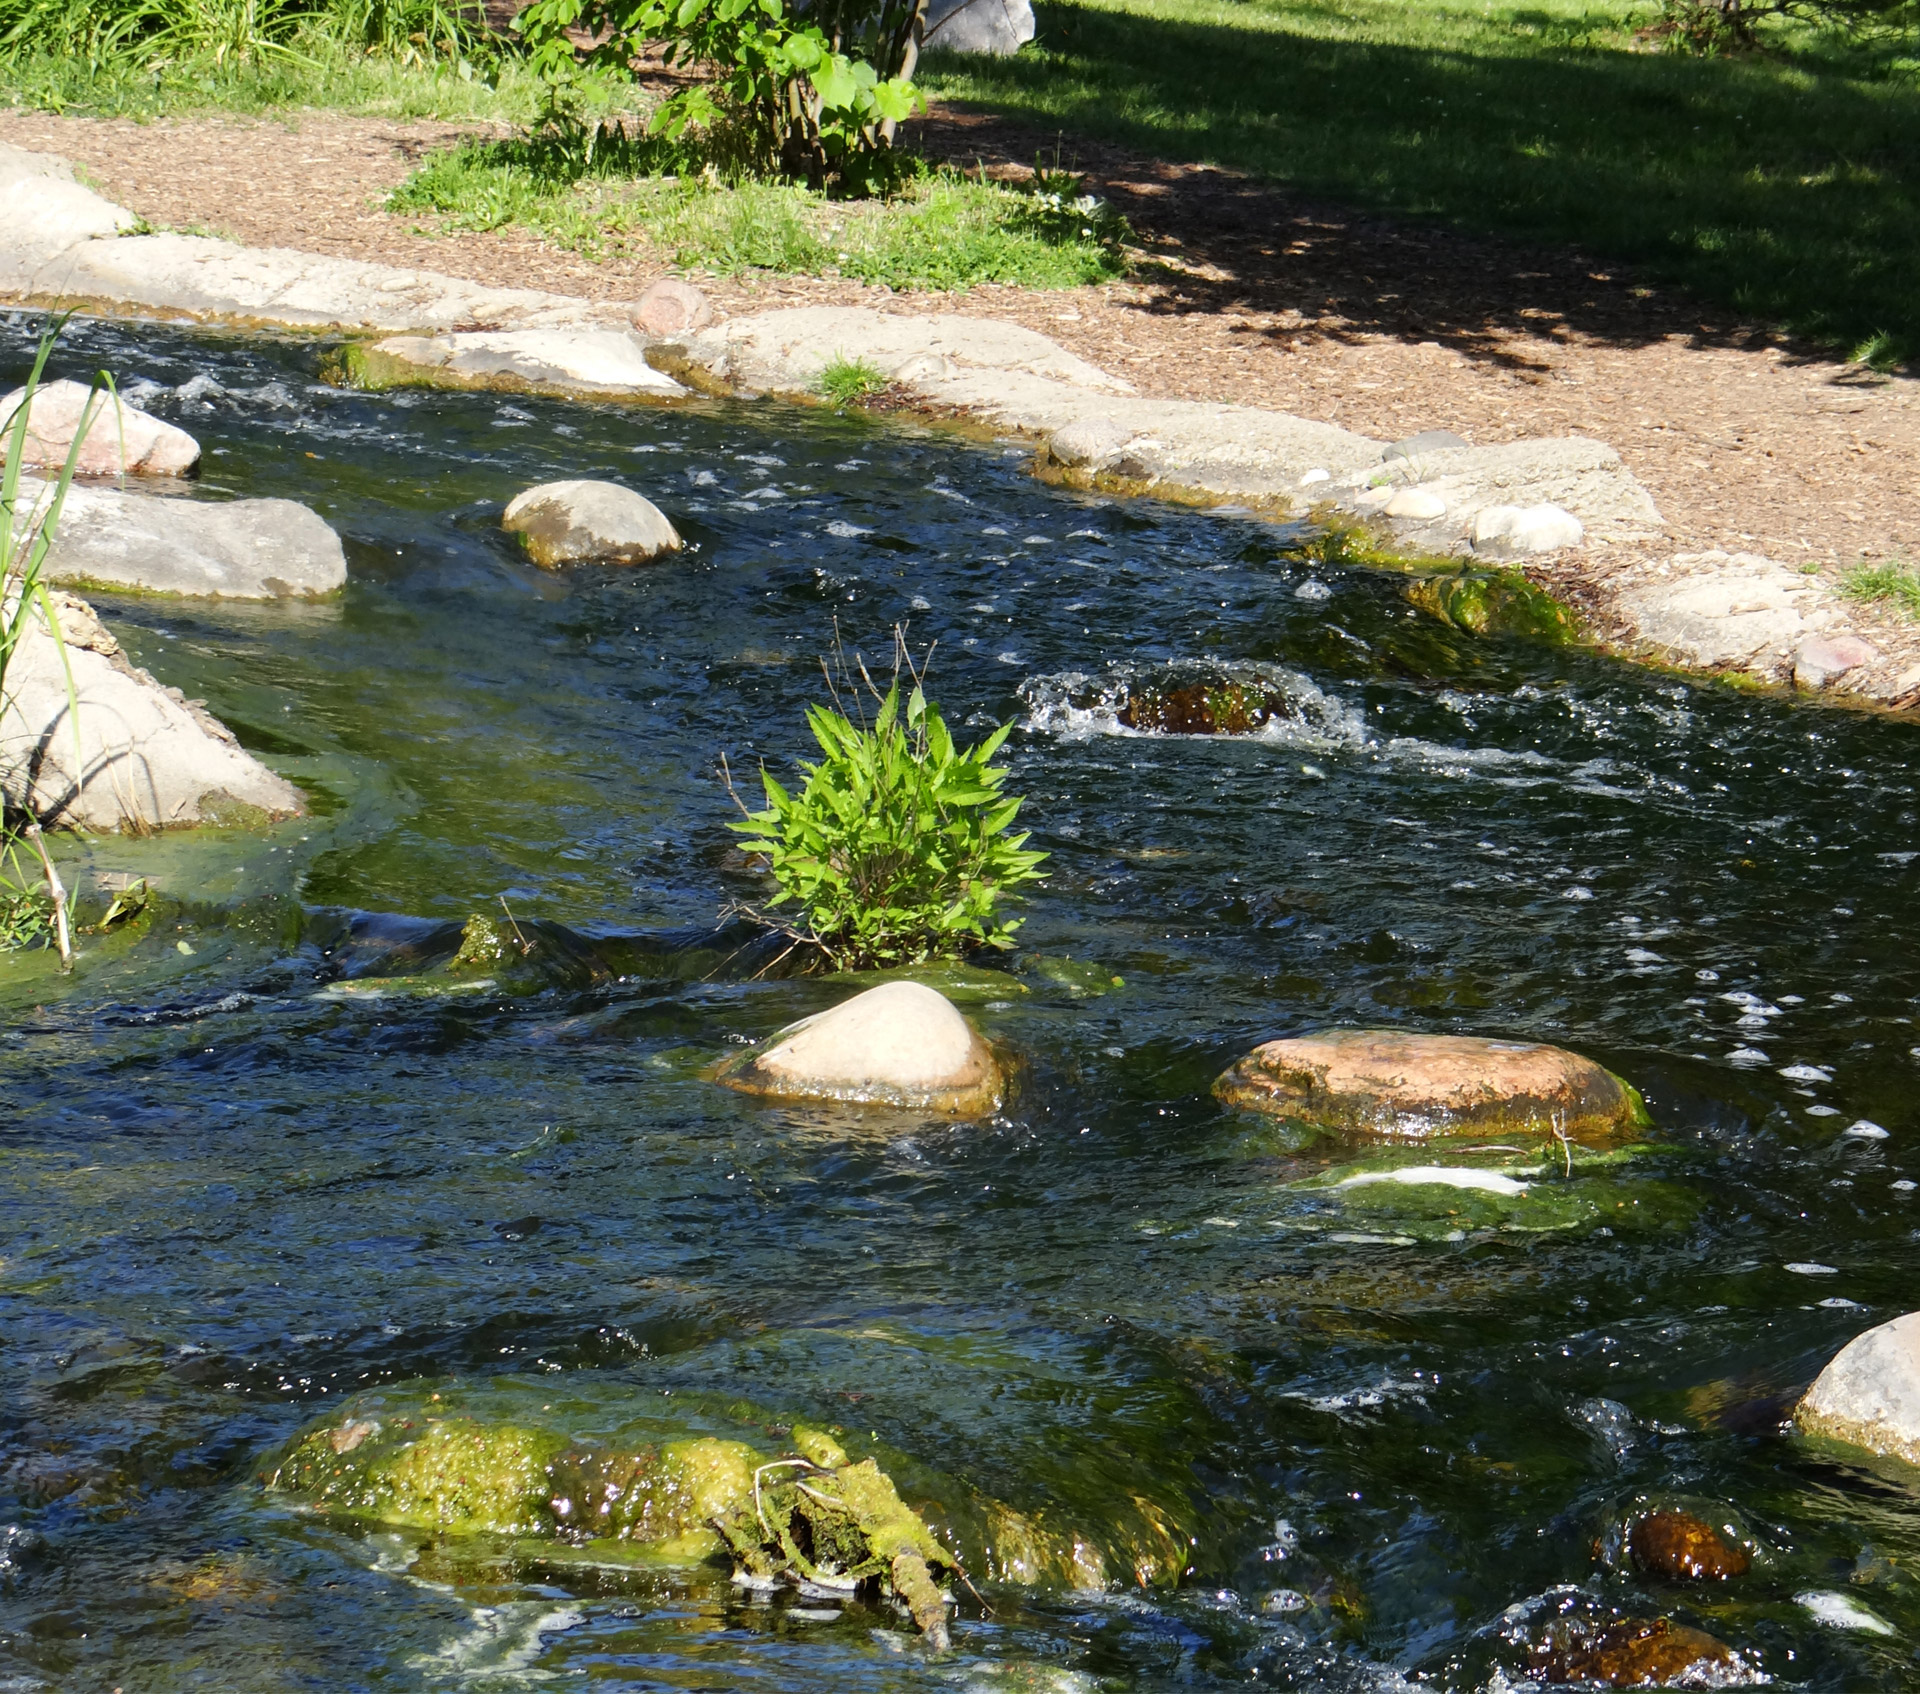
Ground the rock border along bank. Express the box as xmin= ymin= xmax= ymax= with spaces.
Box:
xmin=4 ymin=140 xmax=1912 ymax=710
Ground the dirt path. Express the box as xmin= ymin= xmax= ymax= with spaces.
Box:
xmin=4 ymin=103 xmax=1916 ymax=615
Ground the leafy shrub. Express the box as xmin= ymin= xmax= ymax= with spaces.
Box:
xmin=514 ymin=0 xmax=923 ymax=187
xmin=731 ymin=679 xmax=1046 ymax=970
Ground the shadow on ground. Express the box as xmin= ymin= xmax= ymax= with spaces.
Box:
xmin=911 ymin=0 xmax=1918 ymax=366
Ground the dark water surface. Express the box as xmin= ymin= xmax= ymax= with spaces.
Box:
xmin=4 ymin=315 xmax=1920 ymax=1692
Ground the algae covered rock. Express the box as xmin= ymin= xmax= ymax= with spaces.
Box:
xmin=1796 ymin=1310 xmax=1920 ymax=1469
xmin=716 ymin=980 xmax=1004 ymax=1115
xmin=263 ymin=1385 xmax=964 ymax=1645
xmin=1215 ymin=1028 xmax=1647 ymax=1154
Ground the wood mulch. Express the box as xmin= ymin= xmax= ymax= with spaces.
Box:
xmin=4 ymin=101 xmax=1917 ymax=641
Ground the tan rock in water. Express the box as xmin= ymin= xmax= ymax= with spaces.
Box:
xmin=1628 ymin=1509 xmax=1751 ymax=1581
xmin=502 ymin=479 xmax=682 ymax=567
xmin=715 ymin=980 xmax=1004 ymax=1114
xmin=1 ymin=379 xmax=201 ymax=477
xmin=1214 ymin=1028 xmax=1646 ymax=1148
xmin=1797 ymin=1311 xmax=1920 ymax=1468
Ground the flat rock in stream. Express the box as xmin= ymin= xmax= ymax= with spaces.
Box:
xmin=716 ymin=979 xmax=1004 ymax=1114
xmin=0 ymin=590 xmax=304 ymax=830
xmin=29 ymin=479 xmax=346 ymax=598
xmin=1 ymin=378 xmax=201 ymax=476
xmin=1796 ymin=1311 xmax=1920 ymax=1468
xmin=1215 ymin=1028 xmax=1647 ymax=1150
xmin=350 ymin=330 xmax=685 ymax=397
xmin=502 ymin=479 xmax=682 ymax=566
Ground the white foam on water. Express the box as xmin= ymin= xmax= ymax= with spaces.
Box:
xmin=1797 ymin=1590 xmax=1896 ymax=1635
xmin=1780 ymin=1064 xmax=1833 ymax=1082
xmin=826 ymin=519 xmax=871 ymax=538
xmin=1843 ymin=1120 xmax=1890 ymax=1139
xmin=410 ymin=1602 xmax=583 ymax=1681
xmin=1337 ymin=1166 xmax=1530 ymax=1196
xmin=1786 ymin=1261 xmax=1840 ymax=1275
xmin=1727 ymin=1047 xmax=1770 ymax=1066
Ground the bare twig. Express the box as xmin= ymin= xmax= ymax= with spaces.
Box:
xmin=497 ymin=894 xmax=533 ymax=956
xmin=21 ymin=818 xmax=72 ymax=969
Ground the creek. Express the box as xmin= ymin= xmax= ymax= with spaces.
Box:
xmin=3 ymin=314 xmax=1920 ymax=1692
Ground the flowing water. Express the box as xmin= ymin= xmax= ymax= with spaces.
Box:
xmin=4 ymin=314 xmax=1920 ymax=1692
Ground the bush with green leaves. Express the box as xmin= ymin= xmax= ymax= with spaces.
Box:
xmin=731 ymin=680 xmax=1046 ymax=970
xmin=513 ymin=0 xmax=924 ymax=185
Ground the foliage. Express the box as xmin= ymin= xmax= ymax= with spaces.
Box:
xmin=512 ymin=0 xmax=925 ymax=186
xmin=919 ymin=0 xmax=1920 ymax=361
xmin=819 ymin=354 xmax=890 ymax=403
xmin=1837 ymin=557 xmax=1920 ymax=619
xmin=0 ymin=0 xmax=558 ymax=118
xmin=730 ymin=669 xmax=1046 ymax=970
xmin=391 ymin=147 xmax=1131 ymax=285
xmin=0 ymin=0 xmax=496 ymax=69
xmin=1 ymin=327 xmax=94 ymax=960
xmin=1647 ymin=0 xmax=1916 ymax=55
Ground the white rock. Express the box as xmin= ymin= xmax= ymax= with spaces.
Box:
xmin=362 ymin=329 xmax=685 ymax=397
xmin=502 ymin=480 xmax=682 ymax=567
xmin=1383 ymin=486 xmax=1447 ymax=521
xmin=1 ymin=379 xmax=200 ymax=477
xmin=1612 ymin=550 xmax=1822 ymax=669
xmin=1299 ymin=468 xmax=1331 ymax=486
xmin=1048 ymin=417 xmax=1133 ymax=469
xmin=1471 ymin=502 xmax=1584 ymax=555
xmin=1336 ymin=1166 xmax=1529 ymax=1196
xmin=29 ymin=479 xmax=346 ymax=598
xmin=1796 ymin=1591 xmax=1895 ymax=1635
xmin=0 ymin=591 xmax=304 ymax=831
xmin=716 ymin=980 xmax=1004 ymax=1113
xmin=924 ymin=0 xmax=1035 ymax=53
xmin=0 ymin=143 xmax=139 ymax=291
xmin=1798 ymin=1310 xmax=1920 ymax=1467
xmin=1795 ymin=631 xmax=1879 ymax=690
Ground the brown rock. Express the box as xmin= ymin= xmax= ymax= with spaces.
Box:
xmin=1527 ymin=1616 xmax=1746 ymax=1686
xmin=1118 ymin=680 xmax=1290 ymax=736
xmin=1213 ymin=1028 xmax=1647 ymax=1149
xmin=631 ymin=278 xmax=714 ymax=338
xmin=1628 ymin=1509 xmax=1751 ymax=1581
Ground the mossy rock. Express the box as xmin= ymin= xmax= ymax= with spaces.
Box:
xmin=1406 ymin=568 xmax=1579 ymax=642
xmin=264 ymin=1385 xmax=962 ymax=1643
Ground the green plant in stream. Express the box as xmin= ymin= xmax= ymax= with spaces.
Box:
xmin=1838 ymin=556 xmax=1920 ymax=619
xmin=818 ymin=354 xmax=890 ymax=404
xmin=730 ymin=655 xmax=1046 ymax=969
xmin=0 ymin=327 xmax=103 ymax=965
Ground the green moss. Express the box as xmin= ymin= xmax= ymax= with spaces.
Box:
xmin=1406 ymin=568 xmax=1580 ymax=643
xmin=267 ymin=1414 xmax=567 ymax=1535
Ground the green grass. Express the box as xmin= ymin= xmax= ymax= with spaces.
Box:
xmin=918 ymin=0 xmax=1920 ymax=357
xmin=1838 ymin=558 xmax=1920 ymax=619
xmin=389 ymin=141 xmax=1133 ymax=288
xmin=818 ymin=355 xmax=891 ymax=402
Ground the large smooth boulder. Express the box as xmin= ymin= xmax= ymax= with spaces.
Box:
xmin=924 ymin=0 xmax=1036 ymax=54
xmin=502 ymin=479 xmax=682 ymax=567
xmin=716 ymin=980 xmax=1005 ymax=1114
xmin=1214 ymin=1028 xmax=1647 ymax=1150
xmin=27 ymin=479 xmax=345 ymax=598
xmin=0 ymin=591 xmax=304 ymax=831
xmin=0 ymin=379 xmax=200 ymax=477
xmin=348 ymin=329 xmax=686 ymax=397
xmin=1797 ymin=1312 xmax=1920 ymax=1468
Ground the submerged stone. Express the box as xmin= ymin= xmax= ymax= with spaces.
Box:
xmin=1524 ymin=1615 xmax=1749 ymax=1687
xmin=1215 ymin=1028 xmax=1648 ymax=1152
xmin=1117 ymin=679 xmax=1291 ymax=736
xmin=1406 ymin=567 xmax=1578 ymax=642
xmin=715 ymin=980 xmax=1005 ymax=1114
xmin=1796 ymin=1310 xmax=1920 ymax=1469
xmin=502 ymin=479 xmax=683 ymax=567
xmin=1621 ymin=1507 xmax=1753 ymax=1582
xmin=265 ymin=1391 xmax=962 ymax=1644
